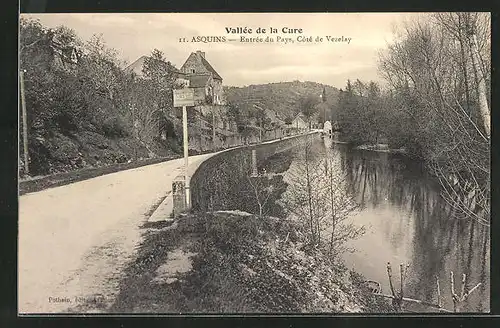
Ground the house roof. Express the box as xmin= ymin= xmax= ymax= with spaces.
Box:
xmin=181 ymin=52 xmax=223 ymax=81
xmin=188 ymin=74 xmax=211 ymax=88
xmin=293 ymin=114 xmax=307 ymax=121
xmin=124 ymin=55 xmax=148 ymax=76
xmin=199 ymin=55 xmax=222 ymax=80
xmin=125 ymin=55 xmax=183 ymax=77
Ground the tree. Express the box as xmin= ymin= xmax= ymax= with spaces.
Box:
xmin=322 ymin=147 xmax=364 ymax=256
xmin=378 ymin=13 xmax=490 ymax=225
xmin=282 ymin=136 xmax=327 ymax=246
xmin=123 ymin=49 xmax=181 ymax=148
xmin=142 ymin=49 xmax=178 ymax=113
xmin=247 ymin=174 xmax=279 ymax=218
xmin=81 ymin=34 xmax=121 ymax=101
xmin=20 ymin=19 xmax=90 ymax=134
xmin=337 ymin=79 xmax=376 ymax=145
xmin=282 ymin=136 xmax=363 ymax=253
xmin=295 ymin=94 xmax=320 ymax=129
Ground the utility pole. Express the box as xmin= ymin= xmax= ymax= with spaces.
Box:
xmin=252 ymin=104 xmax=265 ymax=142
xmin=259 ymin=119 xmax=262 ymax=142
xmin=198 ymin=110 xmax=203 ymax=152
xmin=212 ymin=108 xmax=216 ymax=150
xmin=20 ymin=69 xmax=29 ymax=175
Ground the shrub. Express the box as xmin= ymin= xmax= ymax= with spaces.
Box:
xmin=101 ymin=115 xmax=131 ymax=138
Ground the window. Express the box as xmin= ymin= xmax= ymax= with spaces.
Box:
xmin=191 ymin=69 xmax=195 ymax=73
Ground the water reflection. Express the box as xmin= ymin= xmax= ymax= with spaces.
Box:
xmin=329 ymin=142 xmax=490 ymax=312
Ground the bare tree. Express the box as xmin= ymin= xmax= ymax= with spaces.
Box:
xmin=378 ymin=13 xmax=490 ymax=226
xmin=282 ymin=136 xmax=363 ymax=253
xmin=322 ymin=147 xmax=364 ymax=256
xmin=247 ymin=174 xmax=279 ymax=218
xmin=282 ymin=137 xmax=327 ymax=246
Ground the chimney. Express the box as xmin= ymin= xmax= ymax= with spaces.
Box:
xmin=196 ymin=50 xmax=205 ymax=59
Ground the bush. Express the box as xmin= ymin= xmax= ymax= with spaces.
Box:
xmin=101 ymin=115 xmax=131 ymax=138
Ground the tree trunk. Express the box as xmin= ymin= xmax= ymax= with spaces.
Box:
xmin=329 ymin=159 xmax=337 ymax=254
xmin=469 ymin=33 xmax=490 ymax=138
xmin=458 ymin=14 xmax=472 ymax=116
xmin=304 ymin=144 xmax=315 ymax=244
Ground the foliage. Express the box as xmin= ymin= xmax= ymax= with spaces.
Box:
xmin=225 ymin=81 xmax=339 ymax=124
xmin=19 ymin=18 xmax=184 ymax=175
xmin=112 ymin=211 xmax=384 ymax=313
xmin=295 ymin=94 xmax=320 ymax=127
xmin=378 ymin=13 xmax=490 ymax=225
xmin=334 ymin=13 xmax=490 ymax=225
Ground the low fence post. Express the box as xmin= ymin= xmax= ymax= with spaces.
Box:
xmin=172 ymin=178 xmax=187 ymax=217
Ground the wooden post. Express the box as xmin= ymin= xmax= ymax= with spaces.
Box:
xmin=183 ymin=105 xmax=190 ymax=207
xmin=387 ymin=262 xmax=396 ymax=297
xmin=400 ymin=263 xmax=404 ymax=299
xmin=436 ymin=275 xmax=442 ymax=308
xmin=20 ymin=70 xmax=29 ymax=175
xmin=173 ymin=87 xmax=194 ymax=210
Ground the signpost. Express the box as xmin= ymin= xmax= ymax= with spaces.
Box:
xmin=173 ymin=88 xmax=195 ymax=207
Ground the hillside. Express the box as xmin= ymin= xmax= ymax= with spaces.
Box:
xmin=224 ymin=81 xmax=340 ymax=122
xmin=19 ymin=18 xmax=231 ymax=179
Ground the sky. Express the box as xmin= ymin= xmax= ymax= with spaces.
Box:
xmin=22 ymin=13 xmax=422 ymax=88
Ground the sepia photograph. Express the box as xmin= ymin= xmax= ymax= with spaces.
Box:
xmin=18 ymin=12 xmax=491 ymax=314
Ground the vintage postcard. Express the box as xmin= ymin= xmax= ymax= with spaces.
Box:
xmin=18 ymin=12 xmax=491 ymax=314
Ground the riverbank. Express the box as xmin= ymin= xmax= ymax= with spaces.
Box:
xmin=355 ymin=143 xmax=407 ymax=154
xmin=108 ymin=211 xmax=391 ymax=313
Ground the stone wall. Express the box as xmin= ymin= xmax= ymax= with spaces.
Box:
xmin=189 ymin=132 xmax=320 ymax=213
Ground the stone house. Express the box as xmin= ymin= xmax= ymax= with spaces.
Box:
xmin=180 ymin=50 xmax=225 ymax=109
xmin=126 ymin=50 xmax=225 ymax=112
xmin=126 ymin=50 xmax=231 ymax=147
xmin=291 ymin=114 xmax=308 ymax=131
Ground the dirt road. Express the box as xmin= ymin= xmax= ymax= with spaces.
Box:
xmin=18 ymin=153 xmax=213 ymax=314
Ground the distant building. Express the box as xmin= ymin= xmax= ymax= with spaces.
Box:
xmin=291 ymin=114 xmax=308 ymax=131
xmin=126 ymin=50 xmax=231 ymax=146
xmin=323 ymin=120 xmax=332 ymax=135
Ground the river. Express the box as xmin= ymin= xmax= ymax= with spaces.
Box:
xmin=278 ymin=136 xmax=490 ymax=313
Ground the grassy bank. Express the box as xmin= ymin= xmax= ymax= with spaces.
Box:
xmin=107 ymin=211 xmax=391 ymax=313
